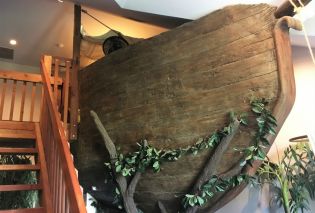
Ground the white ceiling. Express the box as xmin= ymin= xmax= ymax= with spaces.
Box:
xmin=114 ymin=0 xmax=285 ymax=19
xmin=0 ymin=0 xmax=74 ymax=67
xmin=0 ymin=0 xmax=314 ymax=68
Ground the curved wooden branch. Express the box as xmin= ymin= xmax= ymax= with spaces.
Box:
xmin=90 ymin=110 xmax=138 ymax=213
xmin=185 ymin=120 xmax=240 ymax=213
xmin=158 ymin=201 xmax=169 ymax=213
xmin=202 ymin=16 xmax=300 ymax=213
xmin=128 ymin=171 xmax=141 ymax=197
xmin=90 ymin=110 xmax=117 ymax=160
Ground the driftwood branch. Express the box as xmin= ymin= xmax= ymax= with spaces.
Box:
xmin=90 ymin=110 xmax=117 ymax=160
xmin=185 ymin=120 xmax=240 ymax=213
xmin=128 ymin=171 xmax=141 ymax=197
xmin=91 ymin=110 xmax=139 ymax=213
xmin=218 ymin=162 xmax=243 ymax=179
xmin=158 ymin=201 xmax=169 ymax=213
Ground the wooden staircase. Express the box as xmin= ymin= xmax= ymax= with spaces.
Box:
xmin=0 ymin=56 xmax=86 ymax=212
xmin=0 ymin=121 xmax=51 ymax=212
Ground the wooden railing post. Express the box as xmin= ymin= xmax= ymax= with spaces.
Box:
xmin=70 ymin=4 xmax=81 ymax=140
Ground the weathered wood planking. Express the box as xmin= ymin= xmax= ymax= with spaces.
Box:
xmin=78 ymin=4 xmax=295 ymax=212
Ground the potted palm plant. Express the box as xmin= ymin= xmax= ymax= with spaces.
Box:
xmin=256 ymin=142 xmax=315 ymax=213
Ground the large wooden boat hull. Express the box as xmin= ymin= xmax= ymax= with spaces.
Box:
xmin=78 ymin=4 xmax=297 ymax=212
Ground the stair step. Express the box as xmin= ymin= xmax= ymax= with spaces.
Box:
xmin=0 ymin=164 xmax=40 ymax=171
xmin=0 ymin=184 xmax=42 ymax=192
xmin=0 ymin=129 xmax=35 ymax=139
xmin=0 ymin=207 xmax=44 ymax=213
xmin=0 ymin=148 xmax=37 ymax=154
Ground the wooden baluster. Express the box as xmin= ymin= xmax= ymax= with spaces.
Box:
xmin=65 ymin=192 xmax=69 ymax=213
xmin=52 ymin=140 xmax=58 ymax=210
xmin=30 ymin=82 xmax=36 ymax=121
xmin=9 ymin=80 xmax=17 ymax=120
xmin=19 ymin=81 xmax=27 ymax=121
xmin=39 ymin=85 xmax=44 ymax=121
xmin=57 ymin=160 xmax=62 ymax=212
xmin=61 ymin=178 xmax=66 ymax=212
xmin=54 ymin=58 xmax=59 ymax=107
xmin=0 ymin=79 xmax=7 ymax=120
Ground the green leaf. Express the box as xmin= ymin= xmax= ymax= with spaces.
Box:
xmin=252 ymin=106 xmax=263 ymax=114
xmin=260 ymin=137 xmax=270 ymax=146
xmin=229 ymin=111 xmax=236 ymax=121
xmin=115 ymin=165 xmax=122 ymax=173
xmin=153 ymin=161 xmax=160 ymax=169
xmin=215 ymin=184 xmax=225 ymax=192
xmin=188 ymin=196 xmax=196 ymax=206
xmin=256 ymin=117 xmax=265 ymax=124
xmin=185 ymin=194 xmax=195 ymax=198
xmin=240 ymin=160 xmax=247 ymax=167
xmin=115 ymin=187 xmax=120 ymax=195
xmin=268 ymin=127 xmax=276 ymax=135
xmin=122 ymin=168 xmax=131 ymax=176
xmin=197 ymin=196 xmax=205 ymax=206
xmin=240 ymin=117 xmax=248 ymax=126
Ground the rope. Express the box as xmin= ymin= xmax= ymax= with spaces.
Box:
xmin=288 ymin=0 xmax=315 ymax=65
xmin=81 ymin=9 xmax=121 ymax=36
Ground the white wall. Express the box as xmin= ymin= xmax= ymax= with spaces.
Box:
xmin=217 ymin=46 xmax=315 ymax=213
xmin=0 ymin=60 xmax=39 ymax=73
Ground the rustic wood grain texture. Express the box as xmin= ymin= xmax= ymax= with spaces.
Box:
xmin=78 ymin=4 xmax=295 ymax=212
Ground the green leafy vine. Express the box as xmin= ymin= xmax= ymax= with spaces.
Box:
xmin=103 ymin=99 xmax=277 ymax=211
xmin=106 ymin=112 xmax=247 ymax=177
xmin=182 ymin=99 xmax=277 ymax=208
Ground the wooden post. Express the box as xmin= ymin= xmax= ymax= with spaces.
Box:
xmin=70 ymin=4 xmax=81 ymax=140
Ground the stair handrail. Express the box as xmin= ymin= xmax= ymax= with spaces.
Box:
xmin=40 ymin=55 xmax=86 ymax=213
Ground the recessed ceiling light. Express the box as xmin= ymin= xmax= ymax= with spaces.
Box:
xmin=9 ymin=39 xmax=17 ymax=45
xmin=57 ymin=0 xmax=64 ymax=2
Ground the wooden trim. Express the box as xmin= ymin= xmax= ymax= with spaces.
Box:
xmin=0 ymin=148 xmax=37 ymax=154
xmin=205 ymin=17 xmax=301 ymax=213
xmin=0 ymin=164 xmax=40 ymax=171
xmin=0 ymin=129 xmax=35 ymax=139
xmin=0 ymin=70 xmax=62 ymax=85
xmin=0 ymin=120 xmax=34 ymax=130
xmin=35 ymin=123 xmax=53 ymax=213
xmin=41 ymin=55 xmax=86 ymax=213
xmin=0 ymin=184 xmax=42 ymax=192
xmin=0 ymin=208 xmax=44 ymax=213
xmin=275 ymin=0 xmax=312 ymax=18
xmin=9 ymin=80 xmax=17 ymax=120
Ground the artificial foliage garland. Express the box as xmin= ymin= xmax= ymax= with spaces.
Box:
xmin=100 ymin=99 xmax=277 ymax=211
xmin=182 ymin=99 xmax=277 ymax=208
